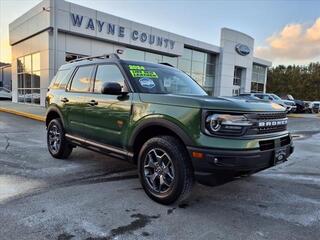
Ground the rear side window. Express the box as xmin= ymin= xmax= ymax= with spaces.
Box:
xmin=49 ymin=68 xmax=72 ymax=89
xmin=70 ymin=65 xmax=94 ymax=92
xmin=94 ymin=64 xmax=125 ymax=93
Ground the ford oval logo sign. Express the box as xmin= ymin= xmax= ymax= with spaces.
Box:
xmin=235 ymin=44 xmax=250 ymax=56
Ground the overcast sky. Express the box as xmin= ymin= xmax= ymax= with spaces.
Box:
xmin=1 ymin=0 xmax=320 ymax=65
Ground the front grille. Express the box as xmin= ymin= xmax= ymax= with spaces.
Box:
xmin=247 ymin=112 xmax=288 ymax=135
xmin=255 ymin=112 xmax=287 ymax=120
xmin=260 ymin=139 xmax=275 ymax=151
xmin=259 ymin=136 xmax=291 ymax=151
xmin=258 ymin=125 xmax=287 ymax=134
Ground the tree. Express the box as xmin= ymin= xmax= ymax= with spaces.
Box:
xmin=266 ymin=62 xmax=320 ymax=100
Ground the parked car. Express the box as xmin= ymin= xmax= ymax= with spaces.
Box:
xmin=0 ymin=87 xmax=12 ymax=99
xmin=239 ymin=93 xmax=296 ymax=113
xmin=304 ymin=101 xmax=312 ymax=113
xmin=311 ymin=102 xmax=320 ymax=113
xmin=305 ymin=101 xmax=320 ymax=113
xmin=46 ymin=54 xmax=294 ymax=204
xmin=232 ymin=95 xmax=260 ymax=100
xmin=285 ymin=95 xmax=306 ymax=113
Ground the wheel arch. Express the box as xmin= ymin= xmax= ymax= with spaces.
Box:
xmin=46 ymin=105 xmax=65 ymax=128
xmin=128 ymin=118 xmax=194 ymax=163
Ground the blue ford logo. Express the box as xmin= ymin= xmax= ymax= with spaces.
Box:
xmin=235 ymin=44 xmax=250 ymax=56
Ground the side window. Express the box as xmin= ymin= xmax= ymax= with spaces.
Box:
xmin=70 ymin=65 xmax=94 ymax=92
xmin=94 ymin=64 xmax=125 ymax=93
xmin=254 ymin=94 xmax=263 ymax=99
xmin=262 ymin=95 xmax=270 ymax=101
xmin=49 ymin=68 xmax=72 ymax=89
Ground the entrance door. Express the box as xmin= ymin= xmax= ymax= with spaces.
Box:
xmin=233 ymin=66 xmax=242 ymax=96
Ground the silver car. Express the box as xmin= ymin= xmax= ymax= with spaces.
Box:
xmin=0 ymin=87 xmax=12 ymax=99
xmin=240 ymin=93 xmax=296 ymax=113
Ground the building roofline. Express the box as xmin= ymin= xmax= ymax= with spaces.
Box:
xmin=221 ymin=27 xmax=254 ymax=40
xmin=253 ymin=57 xmax=272 ymax=67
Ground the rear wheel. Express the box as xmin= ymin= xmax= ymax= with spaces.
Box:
xmin=47 ymin=118 xmax=73 ymax=159
xmin=138 ymin=136 xmax=194 ymax=205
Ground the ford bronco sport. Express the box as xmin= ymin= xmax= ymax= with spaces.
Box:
xmin=46 ymin=53 xmax=294 ymax=204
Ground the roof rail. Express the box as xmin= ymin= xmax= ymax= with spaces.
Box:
xmin=69 ymin=53 xmax=120 ymax=63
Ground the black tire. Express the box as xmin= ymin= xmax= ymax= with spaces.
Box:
xmin=47 ymin=118 xmax=73 ymax=159
xmin=138 ymin=135 xmax=194 ymax=205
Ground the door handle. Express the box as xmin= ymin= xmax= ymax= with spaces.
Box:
xmin=60 ymin=97 xmax=69 ymax=103
xmin=88 ymin=100 xmax=98 ymax=106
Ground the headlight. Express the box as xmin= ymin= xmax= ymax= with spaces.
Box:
xmin=204 ymin=113 xmax=252 ymax=136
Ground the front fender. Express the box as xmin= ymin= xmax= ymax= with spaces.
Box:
xmin=128 ymin=114 xmax=195 ymax=149
xmin=46 ymin=104 xmax=65 ymax=127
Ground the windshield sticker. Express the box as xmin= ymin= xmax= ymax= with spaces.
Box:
xmin=139 ymin=78 xmax=156 ymax=89
xmin=130 ymin=69 xmax=158 ymax=78
xmin=128 ymin=65 xmax=145 ymax=70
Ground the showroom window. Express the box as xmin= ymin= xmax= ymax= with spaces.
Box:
xmin=177 ymin=48 xmax=216 ymax=95
xmin=122 ymin=48 xmax=179 ymax=68
xmin=17 ymin=52 xmax=40 ymax=104
xmin=251 ymin=64 xmax=266 ymax=92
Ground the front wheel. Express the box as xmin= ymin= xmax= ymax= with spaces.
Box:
xmin=138 ymin=136 xmax=194 ymax=205
xmin=47 ymin=118 xmax=73 ymax=159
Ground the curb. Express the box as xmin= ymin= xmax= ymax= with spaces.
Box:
xmin=287 ymin=114 xmax=305 ymax=118
xmin=288 ymin=114 xmax=320 ymax=118
xmin=0 ymin=107 xmax=45 ymax=122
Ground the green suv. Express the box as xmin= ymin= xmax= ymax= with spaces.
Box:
xmin=46 ymin=54 xmax=294 ymax=204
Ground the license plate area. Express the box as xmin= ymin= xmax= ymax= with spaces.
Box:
xmin=274 ymin=147 xmax=287 ymax=165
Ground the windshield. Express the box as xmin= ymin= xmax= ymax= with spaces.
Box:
xmin=271 ymin=94 xmax=281 ymax=100
xmin=123 ymin=63 xmax=207 ymax=96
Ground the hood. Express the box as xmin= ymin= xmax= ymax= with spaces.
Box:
xmin=139 ymin=94 xmax=286 ymax=112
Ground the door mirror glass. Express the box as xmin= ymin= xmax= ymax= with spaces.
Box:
xmin=101 ymin=82 xmax=122 ymax=95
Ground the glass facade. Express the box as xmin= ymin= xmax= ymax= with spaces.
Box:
xmin=233 ymin=67 xmax=242 ymax=86
xmin=251 ymin=64 xmax=266 ymax=93
xmin=122 ymin=47 xmax=216 ymax=94
xmin=17 ymin=53 xmax=40 ymax=104
xmin=178 ymin=48 xmax=216 ymax=94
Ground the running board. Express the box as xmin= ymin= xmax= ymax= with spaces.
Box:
xmin=65 ymin=134 xmax=134 ymax=158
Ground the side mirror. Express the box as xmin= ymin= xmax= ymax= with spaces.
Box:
xmin=101 ymin=82 xmax=123 ymax=95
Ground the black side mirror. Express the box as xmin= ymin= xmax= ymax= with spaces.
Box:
xmin=101 ymin=82 xmax=123 ymax=95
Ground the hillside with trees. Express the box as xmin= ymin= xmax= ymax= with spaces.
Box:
xmin=267 ymin=63 xmax=320 ymax=101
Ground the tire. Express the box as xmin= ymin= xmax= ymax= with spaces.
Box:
xmin=47 ymin=118 xmax=73 ymax=159
xmin=138 ymin=135 xmax=194 ymax=205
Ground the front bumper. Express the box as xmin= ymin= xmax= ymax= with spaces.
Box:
xmin=188 ymin=135 xmax=294 ymax=174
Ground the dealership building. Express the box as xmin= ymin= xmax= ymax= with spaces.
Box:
xmin=9 ymin=0 xmax=271 ymax=106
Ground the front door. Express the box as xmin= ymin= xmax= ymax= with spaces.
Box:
xmin=83 ymin=64 xmax=132 ymax=149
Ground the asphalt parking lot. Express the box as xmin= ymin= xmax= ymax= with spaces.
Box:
xmin=0 ymin=113 xmax=319 ymax=240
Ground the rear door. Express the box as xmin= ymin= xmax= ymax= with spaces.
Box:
xmin=83 ymin=63 xmax=132 ymax=148
xmin=63 ymin=64 xmax=95 ymax=137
